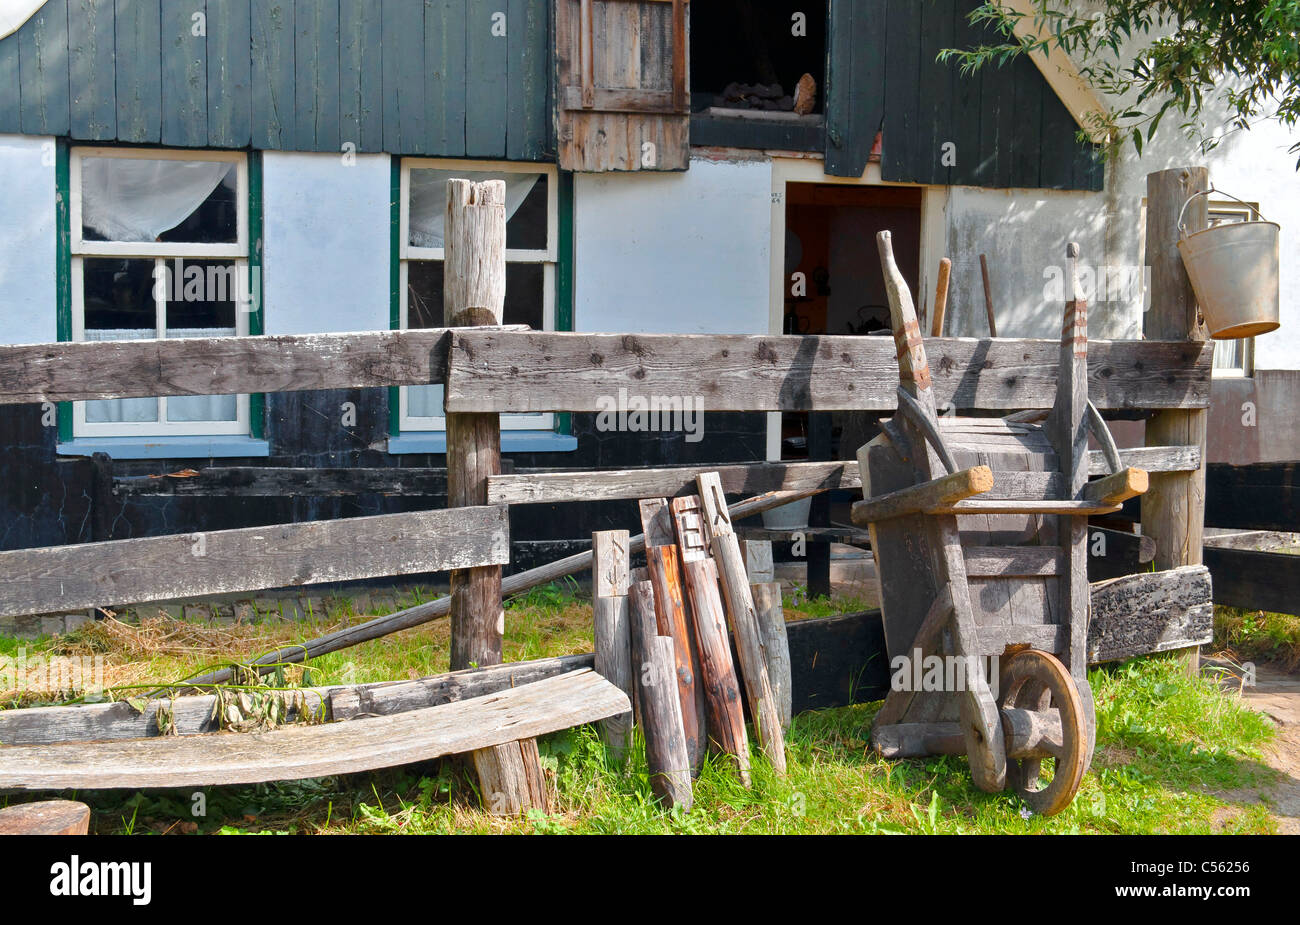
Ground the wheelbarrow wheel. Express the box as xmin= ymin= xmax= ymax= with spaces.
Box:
xmin=998 ymin=649 xmax=1088 ymax=817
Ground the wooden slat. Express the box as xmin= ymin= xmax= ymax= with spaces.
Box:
xmin=484 ymin=447 xmax=1199 ymax=505
xmin=465 ymin=0 xmax=505 ymax=157
xmin=382 ymin=0 xmax=426 ymax=154
xmin=445 ymin=331 xmax=1214 ymax=413
xmin=506 ymin=0 xmax=552 ymax=160
xmin=0 ymin=670 xmax=629 ymax=791
xmin=1205 ymin=462 xmax=1300 ymax=532
xmin=113 ymin=467 xmax=450 ymax=497
xmin=340 ymin=0 xmax=384 ymax=152
xmin=161 ymin=0 xmax=207 ymax=146
xmin=852 ymin=465 xmax=993 ymax=525
xmin=964 ymin=545 xmax=1063 ymax=578
xmin=1203 ymin=545 xmax=1300 ymax=616
xmin=0 ymin=654 xmax=595 ymax=746
xmin=0 ymin=329 xmax=466 ymax=404
xmin=939 ymin=500 xmax=1119 ymax=515
xmin=1088 ymin=565 xmax=1213 ymax=662
xmin=68 ymin=0 xmax=116 ymax=139
xmin=251 ymin=0 xmax=295 ymax=149
xmin=18 ymin=0 xmax=71 ymax=136
xmin=206 ymin=0 xmax=252 ymax=147
xmin=425 ymin=0 xmax=467 ymax=156
xmin=293 ymin=0 xmax=340 ymax=151
xmin=560 ymin=86 xmax=682 ymax=113
xmin=0 ymin=504 xmax=509 ymax=618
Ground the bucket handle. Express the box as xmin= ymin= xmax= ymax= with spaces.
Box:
xmin=1177 ymin=186 xmax=1267 ymax=238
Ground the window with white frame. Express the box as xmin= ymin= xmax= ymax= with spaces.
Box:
xmin=70 ymin=147 xmax=252 ymax=437
xmin=398 ymin=159 xmax=557 ymax=431
xmin=1207 ymin=200 xmax=1257 ymax=377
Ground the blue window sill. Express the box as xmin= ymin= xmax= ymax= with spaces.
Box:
xmin=387 ymin=431 xmax=578 ymax=454
xmin=57 ymin=436 xmax=271 ymax=460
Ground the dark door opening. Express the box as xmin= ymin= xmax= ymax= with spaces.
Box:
xmin=779 ymin=182 xmax=923 ymax=464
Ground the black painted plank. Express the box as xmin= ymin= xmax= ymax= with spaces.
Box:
xmin=18 ymin=0 xmax=71 ymax=136
xmin=786 ymin=610 xmax=890 ymax=714
xmin=381 ymin=0 xmax=426 ymax=154
xmin=69 ymin=0 xmax=117 ymax=140
xmin=465 ymin=0 xmax=506 ymax=157
xmin=949 ymin=0 xmax=986 ymax=185
xmin=293 ymin=0 xmax=340 ymax=152
xmin=881 ymin=0 xmax=921 ymax=182
xmin=825 ymin=0 xmax=886 ymax=177
xmin=0 ymin=33 xmax=19 ymax=133
xmin=251 ymin=0 xmax=295 ymax=149
xmin=161 ymin=0 xmax=208 ymax=146
xmin=339 ymin=0 xmax=383 ymax=152
xmin=1206 ymin=463 xmax=1300 ymax=532
xmin=1009 ymin=57 xmax=1043 ymax=188
xmin=1036 ymin=69 xmax=1079 ymax=191
xmin=425 ymin=0 xmax=466 ymax=157
xmin=506 ymin=0 xmax=548 ymax=160
xmin=917 ymin=0 xmax=956 ymax=185
xmin=114 ymin=466 xmax=450 ymax=496
xmin=690 ymin=114 xmax=824 ymax=152
xmin=1204 ymin=545 xmax=1300 ymax=616
xmin=206 ymin=0 xmax=251 ymax=148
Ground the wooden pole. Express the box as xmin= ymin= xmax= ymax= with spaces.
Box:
xmin=640 ymin=498 xmax=705 ymax=772
xmin=979 ymin=253 xmax=998 ymax=337
xmin=697 ymin=472 xmax=787 ymax=774
xmin=444 ymin=177 xmax=545 ymax=814
xmin=1142 ymin=167 xmax=1210 ymax=674
xmin=593 ymin=530 xmax=633 ymax=760
xmin=629 ymin=580 xmax=693 ymax=810
xmin=931 ymin=257 xmax=951 ymax=337
xmin=751 ymin=581 xmax=792 ymax=731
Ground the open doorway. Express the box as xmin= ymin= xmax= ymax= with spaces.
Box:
xmin=779 ymin=182 xmax=923 ymax=463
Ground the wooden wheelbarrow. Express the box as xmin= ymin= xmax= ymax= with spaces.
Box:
xmin=852 ymin=233 xmax=1148 ymax=815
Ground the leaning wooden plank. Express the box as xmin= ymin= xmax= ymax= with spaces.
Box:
xmin=181 ymin=486 xmax=830 ymax=687
xmin=0 ymin=670 xmax=630 ymax=791
xmin=0 ymin=654 xmax=595 ymax=746
xmin=1087 ymin=565 xmax=1213 ymax=663
xmin=592 ymin=530 xmax=633 ymax=759
xmin=698 ymin=472 xmax=787 ymax=775
xmin=751 ymin=581 xmax=792 ymax=731
xmin=851 ymin=466 xmax=994 ymax=525
xmin=629 ymin=582 xmax=693 ymax=810
xmin=0 ymin=326 xmax=518 ymax=405
xmin=484 ymin=447 xmax=1200 ymax=506
xmin=445 ymin=330 xmax=1213 ymax=413
xmin=0 ymin=505 xmax=509 ymax=618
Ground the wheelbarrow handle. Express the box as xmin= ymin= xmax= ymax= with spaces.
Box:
xmin=1177 ymin=186 xmax=1267 ymax=237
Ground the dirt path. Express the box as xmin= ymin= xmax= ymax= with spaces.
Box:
xmin=1239 ymin=664 xmax=1300 ymax=834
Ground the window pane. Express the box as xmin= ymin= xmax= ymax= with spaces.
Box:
xmin=81 ymin=258 xmax=159 ymax=422
xmin=407 ymin=169 xmax=547 ymax=249
xmin=162 ymin=259 xmax=239 ymax=422
xmin=407 ymin=261 xmax=544 ymax=329
xmin=81 ymin=157 xmax=237 ymax=244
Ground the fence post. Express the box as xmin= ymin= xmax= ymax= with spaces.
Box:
xmin=444 ymin=178 xmax=547 ymax=814
xmin=1142 ymin=167 xmax=1210 ymax=674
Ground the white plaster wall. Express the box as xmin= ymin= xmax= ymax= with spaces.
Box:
xmin=0 ymin=135 xmax=56 ymax=344
xmin=574 ymin=157 xmax=772 ymax=334
xmin=262 ymin=151 xmax=391 ymax=335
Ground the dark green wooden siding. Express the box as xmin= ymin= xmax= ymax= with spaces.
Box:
xmin=0 ymin=0 xmax=553 ymax=160
xmin=826 ymin=0 xmax=1104 ymax=191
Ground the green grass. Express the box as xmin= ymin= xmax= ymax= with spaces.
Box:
xmin=0 ymin=588 xmax=1284 ymax=834
xmin=1215 ymin=605 xmax=1300 ymax=670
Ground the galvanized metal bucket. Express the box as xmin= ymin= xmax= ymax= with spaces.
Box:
xmin=1176 ymin=188 xmax=1280 ymax=339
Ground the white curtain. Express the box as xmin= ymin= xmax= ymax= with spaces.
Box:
xmin=81 ymin=159 xmax=234 ymax=243
xmin=81 ymin=328 xmax=237 ymax=424
xmin=408 ymin=170 xmax=540 ymax=248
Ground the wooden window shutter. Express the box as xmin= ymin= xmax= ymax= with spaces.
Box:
xmin=555 ymin=0 xmax=690 ymax=172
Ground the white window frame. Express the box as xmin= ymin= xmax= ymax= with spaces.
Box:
xmin=398 ymin=157 xmax=558 ymax=432
xmin=70 ymin=147 xmax=251 ymax=438
xmin=1207 ymin=200 xmax=1257 ymax=378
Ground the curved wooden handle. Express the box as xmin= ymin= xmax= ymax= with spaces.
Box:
xmin=877 ymin=230 xmax=932 ymax=395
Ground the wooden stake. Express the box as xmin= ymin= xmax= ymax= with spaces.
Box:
xmin=629 ymin=580 xmax=693 ymax=810
xmin=697 ymin=473 xmax=787 ymax=775
xmin=1142 ymin=167 xmax=1210 ymax=675
xmin=593 ymin=530 xmax=632 ymax=760
xmin=931 ymin=257 xmax=951 ymax=337
xmin=751 ymin=581 xmax=792 ymax=732
xmin=979 ymin=253 xmax=998 ymax=337
xmin=444 ymin=177 xmax=543 ymax=814
xmin=677 ymin=552 xmax=752 ymax=786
